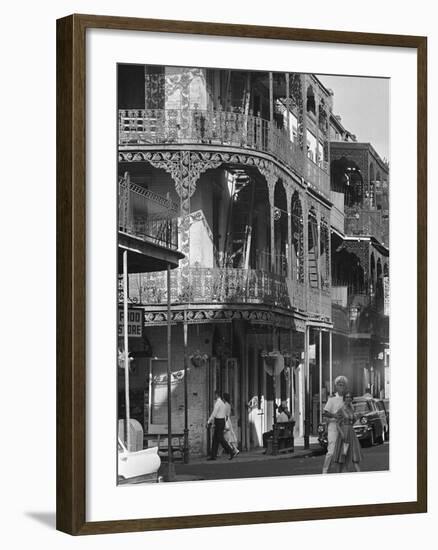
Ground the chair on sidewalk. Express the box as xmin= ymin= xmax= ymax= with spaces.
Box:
xmin=265 ymin=421 xmax=295 ymax=455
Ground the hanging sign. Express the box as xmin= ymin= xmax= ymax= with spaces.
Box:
xmin=263 ymin=351 xmax=285 ymax=376
xmin=118 ymin=307 xmax=143 ymax=338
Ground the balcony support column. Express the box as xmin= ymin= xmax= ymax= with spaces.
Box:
xmin=258 ymin=163 xmax=278 ymax=274
xmin=269 ymin=72 xmax=274 ymax=152
xmin=286 ymin=187 xmax=293 ymax=280
xmin=285 ymin=73 xmax=290 ymax=138
xmin=319 ymin=328 xmax=323 ymax=423
xmin=303 ymin=193 xmax=309 ymax=312
xmin=325 ymin=102 xmax=331 ymax=176
xmin=329 ymin=226 xmax=332 ymax=291
xmin=272 ymin=322 xmax=277 ymax=425
xmin=166 ymin=263 xmax=175 ymax=481
xmin=270 ymin=203 xmax=275 ymax=273
xmin=289 ymin=327 xmax=295 ymax=419
xmin=183 ymin=310 xmax=189 ymax=463
xmin=144 ymin=151 xmax=222 ymax=275
xmin=304 ymin=324 xmax=310 ymax=449
xmin=329 ymin=330 xmax=333 ymax=394
xmin=122 ymin=250 xmax=131 ymax=452
xmin=315 ymin=95 xmax=320 ymax=169
xmin=301 ymin=75 xmax=308 ymax=180
xmin=269 ymin=72 xmax=274 ymax=123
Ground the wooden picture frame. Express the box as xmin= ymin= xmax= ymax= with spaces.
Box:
xmin=56 ymin=13 xmax=427 ymax=535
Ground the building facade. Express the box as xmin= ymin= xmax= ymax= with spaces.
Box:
xmin=117 ymin=65 xmax=389 ymax=457
xmin=329 ymin=114 xmax=390 ymax=401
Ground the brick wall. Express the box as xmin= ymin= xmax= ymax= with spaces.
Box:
xmin=143 ymin=323 xmax=215 ymax=456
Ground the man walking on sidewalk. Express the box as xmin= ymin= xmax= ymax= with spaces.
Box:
xmin=322 ymin=375 xmax=348 ymax=474
xmin=207 ymin=391 xmax=237 ymax=460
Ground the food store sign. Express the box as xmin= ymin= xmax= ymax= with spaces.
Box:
xmin=118 ymin=308 xmax=143 ymax=338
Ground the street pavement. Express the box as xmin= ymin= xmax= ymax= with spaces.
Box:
xmin=159 ymin=442 xmax=389 ymax=482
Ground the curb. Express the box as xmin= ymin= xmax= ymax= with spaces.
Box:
xmin=179 ymin=446 xmax=324 ymax=466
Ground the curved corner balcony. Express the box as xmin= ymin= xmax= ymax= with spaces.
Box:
xmin=123 ymin=267 xmax=332 ymax=321
xmin=119 ymin=108 xmax=315 ymax=186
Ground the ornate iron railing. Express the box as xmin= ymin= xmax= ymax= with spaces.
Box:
xmin=127 ymin=267 xmax=294 ymax=309
xmin=118 ymin=108 xmax=305 ymax=179
xmin=331 ymin=303 xmax=350 ymax=333
xmin=118 ymin=177 xmax=179 ymax=250
xmin=344 ymin=209 xmax=384 ymax=243
xmin=125 ymin=267 xmax=330 ymax=317
xmin=307 ymin=287 xmax=332 ymax=319
xmin=305 ymin=158 xmax=330 ymax=199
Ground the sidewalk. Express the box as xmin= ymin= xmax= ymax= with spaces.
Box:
xmin=190 ymin=436 xmax=321 ymax=464
xmin=159 ymin=436 xmax=323 ymax=482
xmin=186 ymin=436 xmax=322 ymax=465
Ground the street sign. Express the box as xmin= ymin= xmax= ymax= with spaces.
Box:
xmin=118 ymin=308 xmax=143 ymax=338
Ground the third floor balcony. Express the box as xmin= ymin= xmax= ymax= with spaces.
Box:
xmin=118 ymin=108 xmax=329 ymax=198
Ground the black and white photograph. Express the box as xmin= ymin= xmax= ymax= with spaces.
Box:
xmin=116 ymin=64 xmax=390 ymax=484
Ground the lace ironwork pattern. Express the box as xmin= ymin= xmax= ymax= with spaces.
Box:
xmin=119 ymin=108 xmax=305 ymax=179
xmin=123 ymin=268 xmax=327 ymax=315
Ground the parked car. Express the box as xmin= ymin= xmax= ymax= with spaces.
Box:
xmin=376 ymin=398 xmax=390 ymax=441
xmin=317 ymin=396 xmax=389 ymax=450
xmin=117 ymin=438 xmax=161 ymax=484
xmin=353 ymin=397 xmax=388 ymax=446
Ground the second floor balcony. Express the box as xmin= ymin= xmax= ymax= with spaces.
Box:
xmin=330 ymin=190 xmax=345 ymax=234
xmin=345 ymin=209 xmax=384 ymax=244
xmin=119 ymin=176 xmax=179 ymax=251
xmin=124 ymin=267 xmax=332 ymax=321
xmin=331 ymin=285 xmax=388 ymax=336
xmin=118 ymin=175 xmax=184 ymax=271
xmin=128 ymin=267 xmax=293 ymax=309
xmin=306 ymin=157 xmax=330 ymax=198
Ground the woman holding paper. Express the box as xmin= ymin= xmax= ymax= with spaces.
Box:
xmin=333 ymin=392 xmax=362 ymax=472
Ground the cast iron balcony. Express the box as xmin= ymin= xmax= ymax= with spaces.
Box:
xmin=123 ymin=267 xmax=332 ymax=320
xmin=128 ymin=267 xmax=294 ymax=309
xmin=119 ymin=177 xmax=179 ymax=251
xmin=344 ymin=209 xmax=384 ymax=244
xmin=118 ymin=108 xmax=324 ymax=191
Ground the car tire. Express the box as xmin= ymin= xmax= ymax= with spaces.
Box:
xmin=384 ymin=427 xmax=389 ymax=442
xmin=369 ymin=429 xmax=375 ymax=446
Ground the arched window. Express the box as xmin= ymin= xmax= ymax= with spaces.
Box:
xmin=291 ymin=191 xmax=304 ymax=283
xmin=308 ymin=207 xmax=319 ymax=288
xmin=319 ymin=217 xmax=330 ymax=289
xmin=306 ymin=85 xmax=316 ymax=115
xmin=330 ymin=157 xmax=363 ymax=207
xmin=274 ymin=180 xmax=288 ymax=277
xmin=318 ymin=99 xmax=328 ymax=135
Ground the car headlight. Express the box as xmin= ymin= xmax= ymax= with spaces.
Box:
xmin=360 ymin=416 xmax=368 ymax=425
